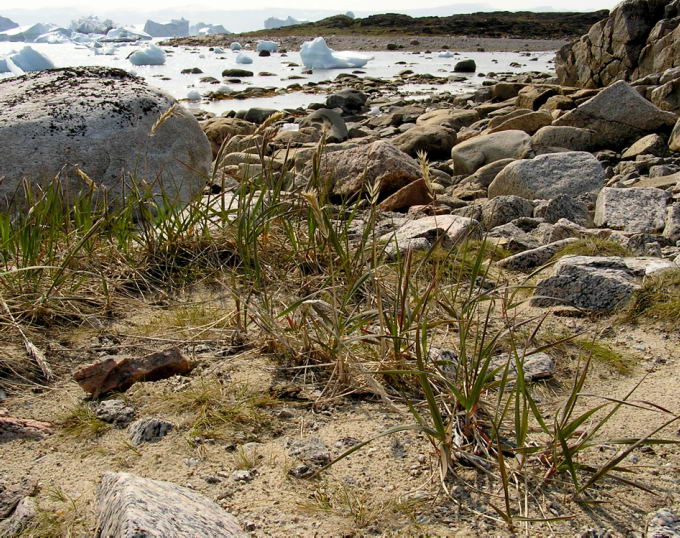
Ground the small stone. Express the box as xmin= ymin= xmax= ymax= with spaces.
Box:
xmin=231 ymin=470 xmax=255 ymax=482
xmin=127 ymin=417 xmax=173 ymax=445
xmin=287 ymin=437 xmax=331 ymax=466
xmin=93 ymin=399 xmax=135 ymax=428
xmin=288 ymin=464 xmax=314 ymax=479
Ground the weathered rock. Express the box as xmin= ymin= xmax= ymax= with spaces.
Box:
xmin=287 ymin=437 xmax=331 ymax=466
xmin=300 ymin=109 xmax=348 ymax=143
xmin=651 ymin=78 xmax=680 ymax=112
xmin=96 ymin=472 xmax=245 ymax=537
xmin=326 ymin=89 xmax=368 ymax=114
xmin=621 ymin=133 xmax=668 ymax=159
xmin=480 ymin=196 xmax=535 ymax=230
xmin=556 ymin=1 xmax=680 ymax=87
xmin=594 ymin=187 xmax=669 ymax=233
xmin=671 ymin=118 xmax=680 ymax=152
xmin=487 ymin=108 xmax=533 ymax=130
xmin=0 ymin=416 xmax=52 ymax=441
xmin=489 ymin=152 xmax=605 ymax=200
xmin=222 ymin=68 xmax=253 ymax=77
xmin=490 ymin=352 xmax=556 ymax=382
xmin=127 ymin=417 xmax=173 ymax=445
xmin=273 ymin=127 xmax=321 ymax=146
xmin=236 ymin=107 xmax=277 ymax=124
xmin=646 ymin=507 xmax=680 ymax=538
xmin=462 ymin=158 xmax=515 ymax=188
xmin=73 ymin=348 xmax=192 ymax=398
xmin=451 ymin=130 xmax=532 ymax=175
xmin=94 ymin=400 xmax=136 ymax=428
xmin=312 ymin=140 xmax=420 ymax=198
xmin=491 ymin=82 xmax=525 ymax=100
xmin=393 ymin=125 xmax=457 ymax=159
xmin=380 ymin=215 xmax=482 ymax=258
xmin=531 ymin=126 xmax=596 ymax=152
xmin=534 ymin=194 xmax=592 ymax=226
xmin=531 ymin=255 xmax=676 ymax=311
xmin=454 ymin=59 xmax=476 ymax=72
xmin=553 ymin=81 xmax=677 ymax=149
xmin=416 ymin=109 xmax=479 ymax=130
xmin=0 ymin=478 xmax=38 ymax=519
xmin=496 ymin=238 xmax=579 ymax=271
xmin=516 ymin=85 xmax=558 ymax=110
xmin=0 ymin=497 xmax=37 ymax=538
xmin=488 ymin=111 xmax=552 ymax=135
xmin=378 ymin=178 xmax=433 ymax=212
xmin=200 ymin=117 xmax=256 ymax=158
xmin=0 ymin=67 xmax=212 ymax=208
xmin=487 ymin=222 xmax=541 ymax=253
xmin=664 ymin=203 xmax=680 ymax=242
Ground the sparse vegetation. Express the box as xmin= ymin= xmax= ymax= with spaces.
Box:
xmin=624 ymin=268 xmax=680 ymax=327
xmin=59 ymin=404 xmax=110 ymax=438
xmin=550 ymin=237 xmax=633 ymax=261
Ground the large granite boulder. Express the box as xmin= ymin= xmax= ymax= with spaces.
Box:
xmin=0 ymin=67 xmax=212 ymax=208
xmin=531 ymin=255 xmax=677 ymax=311
xmin=451 ymin=130 xmax=532 ymax=175
xmin=553 ymin=81 xmax=677 ymax=149
xmin=393 ymin=125 xmax=457 ymax=159
xmin=488 ymin=152 xmax=605 ymax=200
xmin=594 ymin=186 xmax=669 ymax=232
xmin=96 ymin=472 xmax=245 ymax=537
xmin=310 ymin=140 xmax=420 ymax=198
xmin=300 ymin=109 xmax=348 ymax=143
xmin=556 ymin=0 xmax=680 ymax=87
xmin=416 ymin=109 xmax=479 ymax=130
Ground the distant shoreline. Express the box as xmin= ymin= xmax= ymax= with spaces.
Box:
xmin=163 ymin=34 xmax=571 ymax=54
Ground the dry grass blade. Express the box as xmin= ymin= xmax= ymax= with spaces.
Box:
xmin=148 ymin=103 xmax=178 ymax=137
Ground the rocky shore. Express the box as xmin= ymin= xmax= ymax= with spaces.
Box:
xmin=2 ymin=1 xmax=680 ymax=537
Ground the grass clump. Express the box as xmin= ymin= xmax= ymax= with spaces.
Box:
xmin=59 ymin=405 xmax=110 ymax=438
xmin=623 ymin=268 xmax=680 ymax=327
xmin=550 ymin=237 xmax=632 ymax=261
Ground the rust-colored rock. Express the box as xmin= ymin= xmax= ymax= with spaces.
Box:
xmin=378 ymin=178 xmax=434 ymax=212
xmin=73 ymin=348 xmax=192 ymax=398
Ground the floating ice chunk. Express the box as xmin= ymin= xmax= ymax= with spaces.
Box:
xmin=71 ymin=16 xmax=114 ymax=35
xmin=70 ymin=32 xmax=94 ymax=44
xmin=104 ymin=26 xmax=152 ymax=42
xmin=256 ymin=40 xmax=278 ymax=53
xmin=94 ymin=45 xmax=116 ymax=56
xmin=299 ymin=37 xmax=372 ymax=69
xmin=230 ymin=42 xmax=242 ymax=51
xmin=8 ymin=46 xmax=54 ymax=73
xmin=34 ymin=28 xmax=72 ymax=44
xmin=187 ymin=90 xmax=201 ymax=100
xmin=0 ymin=57 xmax=9 ymax=73
xmin=128 ymin=43 xmax=166 ymax=66
xmin=236 ymin=53 xmax=253 ymax=64
xmin=438 ymin=51 xmax=454 ymax=58
xmin=213 ymin=47 xmax=225 ymax=53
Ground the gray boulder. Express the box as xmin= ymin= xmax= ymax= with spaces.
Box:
xmin=496 ymin=238 xmax=579 ymax=271
xmin=326 ymin=89 xmax=368 ymax=114
xmin=621 ymin=133 xmax=668 ymax=159
xmin=531 ymin=126 xmax=596 ymax=152
xmin=0 ymin=67 xmax=211 ymax=209
xmin=393 ymin=125 xmax=457 ymax=159
xmin=533 ymin=194 xmax=592 ymax=226
xmin=416 ymin=109 xmax=479 ymax=130
xmin=480 ymin=196 xmax=535 ymax=230
xmin=96 ymin=472 xmax=245 ymax=537
xmin=650 ymin=78 xmax=680 ymax=112
xmin=663 ymin=203 xmax=680 ymax=242
xmin=488 ymin=152 xmax=605 ymax=200
xmin=300 ymin=109 xmax=348 ymax=143
xmin=531 ymin=255 xmax=676 ymax=311
xmin=594 ymin=187 xmax=669 ymax=232
xmin=0 ymin=497 xmax=36 ymax=538
xmin=454 ymin=59 xmax=476 ymax=72
xmin=553 ymin=81 xmax=677 ymax=149
xmin=451 ymin=130 xmax=532 ymax=175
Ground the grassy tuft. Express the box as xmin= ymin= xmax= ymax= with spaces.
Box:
xmin=550 ymin=238 xmax=632 ymax=261
xmin=59 ymin=405 xmax=110 ymax=438
xmin=623 ymin=269 xmax=680 ymax=327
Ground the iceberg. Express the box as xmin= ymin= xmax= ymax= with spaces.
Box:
xmin=186 ymin=90 xmax=202 ymax=100
xmin=190 ymin=22 xmax=229 ymax=35
xmin=34 ymin=28 xmax=72 ymax=44
xmin=236 ymin=53 xmax=253 ymax=64
xmin=438 ymin=51 xmax=454 ymax=58
xmin=1 ymin=23 xmax=53 ymax=43
xmin=213 ymin=47 xmax=226 ymax=54
xmin=230 ymin=42 xmax=242 ymax=51
xmin=70 ymin=16 xmax=114 ymax=35
xmin=5 ymin=46 xmax=54 ymax=74
xmin=0 ymin=15 xmax=19 ymax=33
xmin=128 ymin=43 xmax=166 ymax=66
xmin=144 ymin=18 xmax=189 ymax=38
xmin=0 ymin=57 xmax=9 ymax=73
xmin=256 ymin=40 xmax=278 ymax=53
xmin=103 ymin=27 xmax=152 ymax=43
xmin=300 ymin=37 xmax=372 ymax=70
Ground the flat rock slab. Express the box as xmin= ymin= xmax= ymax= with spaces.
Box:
xmin=496 ymin=238 xmax=578 ymax=271
xmin=96 ymin=472 xmax=245 ymax=537
xmin=594 ymin=187 xmax=669 ymax=233
xmin=451 ymin=130 xmax=531 ymax=175
xmin=73 ymin=348 xmax=192 ymax=398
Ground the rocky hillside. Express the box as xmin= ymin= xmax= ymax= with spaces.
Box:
xmin=248 ymin=11 xmax=609 ymax=39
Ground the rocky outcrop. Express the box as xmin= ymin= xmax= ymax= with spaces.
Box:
xmin=96 ymin=473 xmax=245 ymax=537
xmin=0 ymin=67 xmax=211 ymax=209
xmin=556 ymin=0 xmax=680 ymax=87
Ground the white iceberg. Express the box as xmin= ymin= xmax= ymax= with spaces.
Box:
xmin=7 ymin=46 xmax=54 ymax=74
xmin=230 ymin=42 xmax=242 ymax=51
xmin=299 ymin=37 xmax=372 ymax=70
xmin=213 ymin=47 xmax=225 ymax=54
xmin=34 ymin=29 xmax=72 ymax=44
xmin=236 ymin=53 xmax=253 ymax=64
xmin=256 ymin=40 xmax=278 ymax=53
xmin=0 ymin=23 xmax=53 ymax=43
xmin=70 ymin=32 xmax=95 ymax=44
xmin=94 ymin=45 xmax=117 ymax=56
xmin=438 ymin=51 xmax=454 ymax=58
xmin=128 ymin=43 xmax=166 ymax=66
xmin=186 ymin=90 xmax=202 ymax=100
xmin=103 ymin=27 xmax=151 ymax=42
xmin=0 ymin=57 xmax=10 ymax=73
xmin=70 ymin=16 xmax=114 ymax=35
